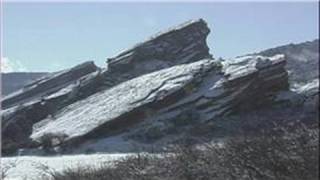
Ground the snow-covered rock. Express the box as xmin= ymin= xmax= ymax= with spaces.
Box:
xmin=254 ymin=40 xmax=319 ymax=112
xmin=1 ymin=62 xmax=102 ymax=155
xmin=253 ymin=39 xmax=319 ymax=87
xmin=103 ymin=19 xmax=211 ymax=88
xmin=30 ymin=59 xmax=220 ymax=143
xmin=28 ymin=54 xmax=287 ymax=150
xmin=2 ymin=61 xmax=98 ymax=109
xmin=1 ymin=19 xmax=212 ymax=155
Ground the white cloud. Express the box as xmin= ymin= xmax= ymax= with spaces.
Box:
xmin=1 ymin=57 xmax=28 ymax=73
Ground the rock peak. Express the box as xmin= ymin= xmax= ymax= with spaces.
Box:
xmin=146 ymin=18 xmax=208 ymax=42
xmin=107 ymin=18 xmax=211 ymax=69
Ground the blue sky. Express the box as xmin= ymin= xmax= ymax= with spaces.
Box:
xmin=2 ymin=2 xmax=319 ymax=72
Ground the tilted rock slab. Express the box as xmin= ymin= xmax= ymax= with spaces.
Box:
xmin=103 ymin=19 xmax=211 ymax=87
xmin=254 ymin=39 xmax=319 ymax=86
xmin=1 ymin=62 xmax=100 ymax=153
xmin=2 ymin=61 xmax=98 ymax=109
xmin=30 ymin=54 xmax=288 ymax=147
xmin=30 ymin=59 xmax=219 ymax=143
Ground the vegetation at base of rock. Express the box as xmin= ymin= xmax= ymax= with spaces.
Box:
xmin=38 ymin=132 xmax=68 ymax=154
xmin=36 ymin=119 xmax=318 ymax=180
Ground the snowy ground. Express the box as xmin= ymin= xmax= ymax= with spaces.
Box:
xmin=1 ymin=153 xmax=132 ymax=180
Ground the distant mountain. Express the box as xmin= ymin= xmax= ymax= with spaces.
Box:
xmin=1 ymin=72 xmax=48 ymax=96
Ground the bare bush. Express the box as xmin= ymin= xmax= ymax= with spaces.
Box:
xmin=38 ymin=120 xmax=318 ymax=180
xmin=38 ymin=133 xmax=68 ymax=154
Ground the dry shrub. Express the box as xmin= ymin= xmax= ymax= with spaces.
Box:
xmin=38 ymin=120 xmax=319 ymax=180
xmin=37 ymin=133 xmax=68 ymax=154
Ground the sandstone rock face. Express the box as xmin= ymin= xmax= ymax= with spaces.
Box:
xmin=254 ymin=39 xmax=319 ymax=87
xmin=29 ymin=54 xmax=288 ymax=149
xmin=1 ymin=62 xmax=101 ymax=154
xmin=103 ymin=19 xmax=211 ymax=87
xmin=1 ymin=19 xmax=317 ymax=155
xmin=254 ymin=39 xmax=319 ymax=115
xmin=30 ymin=59 xmax=221 ymax=143
xmin=2 ymin=61 xmax=98 ymax=109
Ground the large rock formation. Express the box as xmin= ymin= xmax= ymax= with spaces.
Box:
xmin=1 ymin=19 xmax=317 ymax=155
xmin=1 ymin=19 xmax=212 ymax=154
xmin=30 ymin=55 xmax=287 ymax=147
